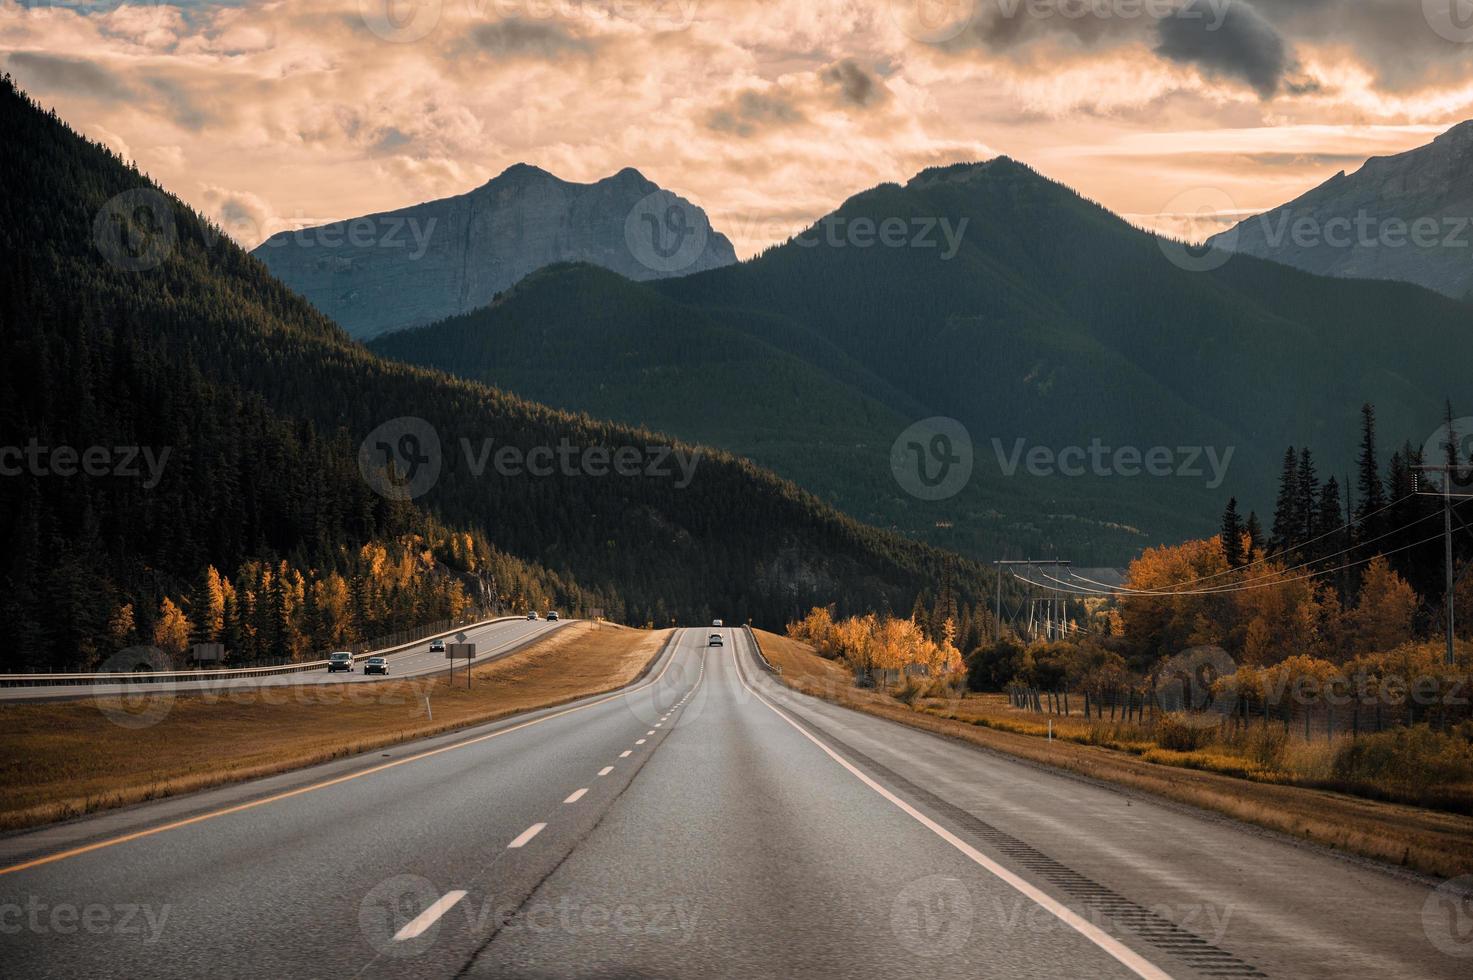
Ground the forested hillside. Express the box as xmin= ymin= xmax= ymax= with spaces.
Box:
xmin=0 ymin=77 xmax=994 ymax=671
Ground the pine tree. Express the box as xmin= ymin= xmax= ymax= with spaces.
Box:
xmin=1244 ymin=511 xmax=1264 ymax=557
xmin=1296 ymin=449 xmax=1319 ymax=546
xmin=1355 ymin=403 xmax=1387 ymax=541
xmin=1269 ymin=447 xmax=1300 ymax=554
xmin=1220 ymin=498 xmax=1245 ymax=569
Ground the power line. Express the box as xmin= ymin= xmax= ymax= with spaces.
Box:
xmin=1012 ymin=528 xmax=1446 ymax=598
xmin=1066 ymin=491 xmax=1418 ymax=595
xmin=1052 ymin=504 xmax=1448 ymax=599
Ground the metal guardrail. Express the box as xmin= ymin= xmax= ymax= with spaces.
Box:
xmin=0 ymin=616 xmax=521 ymax=688
xmin=743 ymin=625 xmax=781 ymax=674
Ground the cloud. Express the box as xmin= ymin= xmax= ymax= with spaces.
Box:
xmin=706 ymin=88 xmax=806 ymax=136
xmin=2 ymin=0 xmax=1470 ymax=264
xmin=820 ymin=58 xmax=888 ymax=108
xmin=1155 ymin=1 xmax=1293 ymax=98
xmin=5 ymin=50 xmax=127 ymax=95
xmin=464 ymin=18 xmax=595 ymax=59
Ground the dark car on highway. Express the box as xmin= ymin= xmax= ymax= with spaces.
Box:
xmin=363 ymin=657 xmax=389 ymax=675
xmin=327 ymin=651 xmax=353 ymax=672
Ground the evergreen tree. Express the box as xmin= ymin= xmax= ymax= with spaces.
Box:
xmin=1355 ymin=403 xmax=1387 ymax=541
xmin=1220 ymin=498 xmax=1245 ymax=569
xmin=1269 ymin=447 xmax=1300 ymax=554
xmin=1244 ymin=511 xmax=1264 ymax=557
xmin=1296 ymin=449 xmax=1319 ymax=546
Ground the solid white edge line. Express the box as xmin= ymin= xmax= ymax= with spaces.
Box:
xmin=393 ymin=890 xmax=467 ymax=941
xmin=507 ymin=823 xmax=546 ymax=848
xmin=598 ymin=766 xmax=613 ymax=776
xmin=732 ymin=642 xmax=1173 ymax=980
xmin=563 ymin=788 xmax=588 ymax=804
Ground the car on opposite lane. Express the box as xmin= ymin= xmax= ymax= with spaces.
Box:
xmin=363 ymin=657 xmax=389 ymax=675
xmin=527 ymin=611 xmax=539 ymax=621
xmin=327 ymin=651 xmax=353 ymax=672
xmin=547 ymin=611 xmax=559 ymax=621
xmin=429 ymin=638 xmax=445 ymax=654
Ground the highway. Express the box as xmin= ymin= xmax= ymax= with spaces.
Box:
xmin=0 ymin=617 xmax=564 ymax=702
xmin=0 ymin=627 xmax=1464 ymax=978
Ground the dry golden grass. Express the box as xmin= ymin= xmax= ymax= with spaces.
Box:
xmin=757 ymin=630 xmax=1473 ymax=879
xmin=0 ymin=623 xmax=669 ymax=833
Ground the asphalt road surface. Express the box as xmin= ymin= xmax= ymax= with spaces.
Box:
xmin=1 ymin=627 xmax=1466 ymax=978
xmin=0 ymin=617 xmax=564 ymax=702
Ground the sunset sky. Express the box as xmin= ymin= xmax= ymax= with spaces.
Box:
xmin=6 ymin=0 xmax=1473 ymax=256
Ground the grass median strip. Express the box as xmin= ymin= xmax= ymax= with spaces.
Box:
xmin=0 ymin=624 xmax=670 ymax=833
xmin=756 ymin=630 xmax=1473 ymax=880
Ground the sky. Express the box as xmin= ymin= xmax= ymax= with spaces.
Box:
xmin=5 ymin=0 xmax=1473 ymax=257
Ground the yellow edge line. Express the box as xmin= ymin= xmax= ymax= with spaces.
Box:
xmin=0 ymin=629 xmax=685 ymax=877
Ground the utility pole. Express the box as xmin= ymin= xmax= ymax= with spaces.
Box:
xmin=1416 ymin=464 xmax=1461 ymax=667
xmin=1446 ymin=474 xmax=1455 ymax=668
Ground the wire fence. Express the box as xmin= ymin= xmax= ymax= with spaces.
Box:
xmin=1005 ymin=683 xmax=1473 ymax=739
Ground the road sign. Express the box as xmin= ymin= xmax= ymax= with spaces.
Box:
xmin=455 ymin=631 xmax=468 ymax=643
xmin=192 ymin=642 xmax=224 ymax=663
xmin=447 ymin=642 xmax=475 ymax=690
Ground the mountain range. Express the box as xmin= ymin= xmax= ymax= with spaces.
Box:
xmin=1208 ymin=121 xmax=1473 ymax=301
xmin=251 ymin=164 xmax=737 ymax=339
xmin=0 ymin=78 xmax=989 ymax=671
xmin=368 ymin=158 xmax=1473 ymax=564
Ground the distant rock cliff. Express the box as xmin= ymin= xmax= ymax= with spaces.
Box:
xmin=251 ymin=164 xmax=737 ymax=338
xmin=1208 ymin=121 xmax=1473 ymax=301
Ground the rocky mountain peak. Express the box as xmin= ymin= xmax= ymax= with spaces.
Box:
xmin=252 ymin=166 xmax=737 ymax=338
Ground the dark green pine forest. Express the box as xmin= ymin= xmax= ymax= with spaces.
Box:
xmin=0 ymin=77 xmax=997 ymax=672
